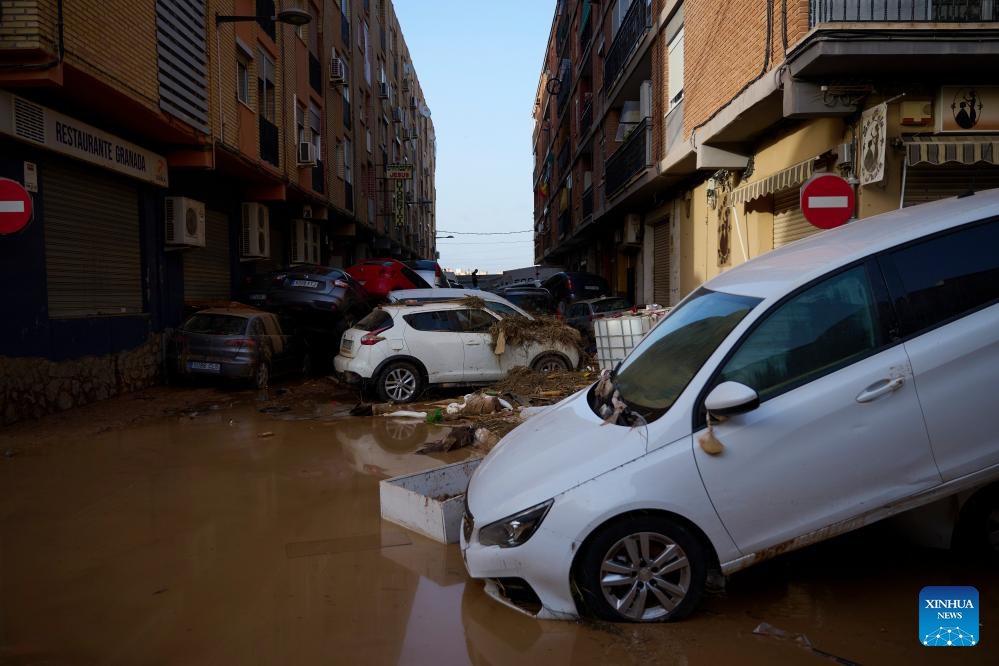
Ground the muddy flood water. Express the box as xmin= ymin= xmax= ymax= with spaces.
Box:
xmin=1 ymin=382 xmax=997 ymax=665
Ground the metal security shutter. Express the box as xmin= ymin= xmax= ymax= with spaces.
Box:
xmin=773 ymin=188 xmax=817 ymax=248
xmin=653 ymin=221 xmax=670 ymax=305
xmin=183 ymin=209 xmax=231 ymax=301
xmin=42 ymin=160 xmax=141 ymax=317
xmin=904 ymin=164 xmax=999 ymax=207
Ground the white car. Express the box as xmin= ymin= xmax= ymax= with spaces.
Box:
xmin=334 ymin=301 xmax=579 ymax=403
xmin=387 ymin=287 xmax=535 ymax=319
xmin=461 ymin=188 xmax=999 ymax=623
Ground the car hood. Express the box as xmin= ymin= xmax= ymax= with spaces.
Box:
xmin=466 ymin=387 xmax=649 ymax=524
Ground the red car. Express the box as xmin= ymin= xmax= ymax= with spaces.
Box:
xmin=345 ymin=258 xmax=431 ymax=299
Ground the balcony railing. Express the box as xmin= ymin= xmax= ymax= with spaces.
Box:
xmin=582 ymin=186 xmax=593 ymax=220
xmin=558 ymin=208 xmax=572 ymax=239
xmin=605 ymin=117 xmax=650 ymax=197
xmin=256 ymin=0 xmax=276 ymax=40
xmin=604 ymin=0 xmax=650 ymax=91
xmin=811 ymin=0 xmax=998 ymax=23
xmin=580 ymin=99 xmax=593 ymax=134
xmin=312 ymin=159 xmax=325 ymax=194
xmin=259 ymin=116 xmax=279 ymax=166
xmin=309 ymin=53 xmax=322 ymax=93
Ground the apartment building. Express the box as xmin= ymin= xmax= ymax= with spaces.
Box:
xmin=535 ymin=0 xmax=999 ymax=306
xmin=0 ymin=0 xmax=436 ymax=424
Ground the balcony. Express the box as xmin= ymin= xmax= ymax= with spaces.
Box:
xmin=309 ymin=53 xmax=322 ymax=93
xmin=791 ymin=1 xmax=999 ymax=79
xmin=582 ymin=186 xmax=593 ymax=221
xmin=604 ymin=0 xmax=650 ymax=91
xmin=558 ymin=208 xmax=572 ymax=240
xmin=557 ymin=143 xmax=570 ymax=179
xmin=580 ymin=98 xmax=593 ymax=135
xmin=259 ymin=116 xmax=279 ymax=167
xmin=312 ymin=159 xmax=325 ymax=194
xmin=811 ymin=0 xmax=998 ymax=22
xmin=605 ymin=117 xmax=650 ymax=198
xmin=345 ymin=181 xmax=354 ymax=212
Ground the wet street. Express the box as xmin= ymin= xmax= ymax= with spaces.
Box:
xmin=1 ymin=380 xmax=997 ymax=665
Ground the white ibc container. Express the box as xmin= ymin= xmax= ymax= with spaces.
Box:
xmin=594 ymin=314 xmax=653 ymax=372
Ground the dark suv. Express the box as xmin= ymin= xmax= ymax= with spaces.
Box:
xmin=541 ymin=271 xmax=611 ymax=312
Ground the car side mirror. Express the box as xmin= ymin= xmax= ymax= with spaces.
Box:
xmin=704 ymin=381 xmax=759 ymax=417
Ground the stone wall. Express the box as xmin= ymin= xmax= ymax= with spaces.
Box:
xmin=1 ymin=334 xmax=162 ymax=426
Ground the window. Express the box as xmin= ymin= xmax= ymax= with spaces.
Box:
xmin=405 ymin=310 xmax=459 ymax=332
xmin=667 ymin=27 xmax=684 ymax=112
xmin=718 ymin=266 xmax=881 ymax=401
xmin=611 ymin=0 xmax=634 ymax=36
xmin=362 ymin=20 xmax=371 ymax=84
xmin=457 ymin=309 xmax=497 ymax=333
xmin=883 ymin=218 xmax=999 ymax=336
xmin=257 ymin=50 xmax=276 ymax=121
xmin=236 ymin=56 xmax=250 ymax=104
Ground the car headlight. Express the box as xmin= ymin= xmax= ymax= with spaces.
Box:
xmin=477 ymin=499 xmax=553 ymax=548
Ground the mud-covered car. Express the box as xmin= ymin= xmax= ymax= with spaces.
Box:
xmin=462 ymin=188 xmax=999 ymax=624
xmin=334 ymin=302 xmax=579 ymax=403
xmin=168 ymin=307 xmax=310 ymax=388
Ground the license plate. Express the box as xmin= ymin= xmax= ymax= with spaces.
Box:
xmin=291 ymin=279 xmax=320 ymax=288
xmin=189 ymin=361 xmax=221 ymax=372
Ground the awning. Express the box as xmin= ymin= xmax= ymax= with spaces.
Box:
xmin=904 ymin=136 xmax=999 ymax=166
xmin=729 ymin=158 xmax=815 ymax=205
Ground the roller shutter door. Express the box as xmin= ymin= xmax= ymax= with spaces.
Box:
xmin=42 ymin=160 xmax=141 ymax=317
xmin=653 ymin=221 xmax=670 ymax=305
xmin=183 ymin=210 xmax=231 ymax=301
xmin=773 ymin=188 xmax=818 ymax=248
xmin=904 ymin=164 xmax=999 ymax=207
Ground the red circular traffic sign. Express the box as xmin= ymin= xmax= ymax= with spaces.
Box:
xmin=799 ymin=173 xmax=855 ymax=230
xmin=0 ymin=177 xmax=33 ymax=234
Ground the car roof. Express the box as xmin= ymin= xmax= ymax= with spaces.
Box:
xmin=386 ymin=287 xmax=534 ymax=318
xmin=379 ymin=301 xmax=493 ymax=314
xmin=575 ymin=296 xmax=629 ymax=305
xmin=706 ymin=188 xmax=999 ymax=301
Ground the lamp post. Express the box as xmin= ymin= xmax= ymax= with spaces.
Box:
xmin=215 ymin=8 xmax=312 ymax=26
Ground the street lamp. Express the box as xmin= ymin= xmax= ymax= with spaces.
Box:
xmin=215 ymin=8 xmax=312 ymax=26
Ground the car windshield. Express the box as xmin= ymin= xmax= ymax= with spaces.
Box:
xmin=613 ymin=288 xmax=760 ymax=419
xmin=182 ymin=314 xmax=248 ymax=335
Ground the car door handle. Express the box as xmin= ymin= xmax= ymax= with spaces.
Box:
xmin=465 ymin=340 xmax=481 ymax=346
xmin=856 ymin=377 xmax=904 ymax=403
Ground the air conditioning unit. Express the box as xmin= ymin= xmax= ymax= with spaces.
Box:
xmin=391 ymin=107 xmax=403 ymax=123
xmin=408 ymin=96 xmax=417 ymax=110
xmin=241 ymin=203 xmax=270 ymax=259
xmin=298 ymin=141 xmax=317 ymax=166
xmin=378 ymin=81 xmax=390 ymax=99
xmin=164 ymin=196 xmax=206 ymax=247
xmin=329 ymin=56 xmax=345 ymax=85
xmin=291 ymin=219 xmax=320 ymax=265
xmin=402 ymin=78 xmax=411 ymax=92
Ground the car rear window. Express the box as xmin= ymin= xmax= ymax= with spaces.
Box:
xmin=182 ymin=314 xmax=248 ymax=335
xmin=355 ymin=309 xmax=393 ymax=331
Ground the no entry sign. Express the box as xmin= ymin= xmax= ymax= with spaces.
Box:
xmin=0 ymin=177 xmax=33 ymax=234
xmin=800 ymin=173 xmax=855 ymax=230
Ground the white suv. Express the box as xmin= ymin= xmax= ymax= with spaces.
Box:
xmin=334 ymin=301 xmax=579 ymax=403
xmin=462 ymin=188 xmax=999 ymax=623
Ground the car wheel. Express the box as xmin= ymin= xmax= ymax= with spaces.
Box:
xmin=957 ymin=485 xmax=999 ymax=564
xmin=532 ymin=353 xmax=570 ymax=373
xmin=377 ymin=361 xmax=423 ymax=403
xmin=252 ymin=361 xmax=270 ymax=390
xmin=575 ymin=515 xmax=707 ymax=623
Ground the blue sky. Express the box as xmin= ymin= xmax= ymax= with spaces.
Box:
xmin=392 ymin=0 xmax=556 ymax=275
